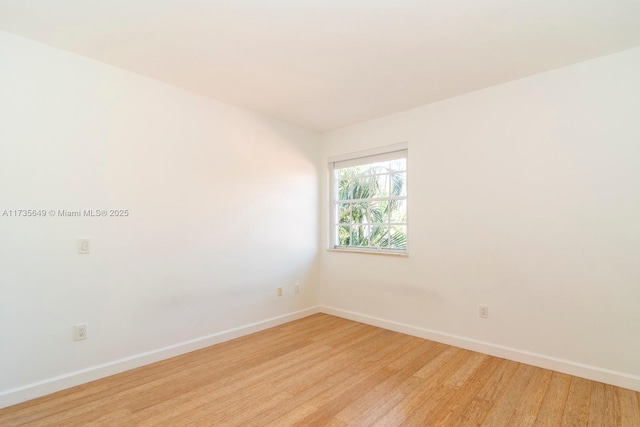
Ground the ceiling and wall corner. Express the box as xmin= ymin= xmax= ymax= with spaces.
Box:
xmin=1 ymin=0 xmax=639 ymax=132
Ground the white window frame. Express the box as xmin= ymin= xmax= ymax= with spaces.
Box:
xmin=328 ymin=142 xmax=408 ymax=256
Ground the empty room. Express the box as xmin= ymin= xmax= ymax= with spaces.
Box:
xmin=0 ymin=0 xmax=639 ymax=425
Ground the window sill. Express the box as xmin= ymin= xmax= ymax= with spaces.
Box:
xmin=327 ymin=248 xmax=409 ymax=257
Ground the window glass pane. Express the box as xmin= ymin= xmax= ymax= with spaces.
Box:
xmin=338 ymin=178 xmax=355 ymax=200
xmin=370 ymin=174 xmax=390 ymax=198
xmin=358 ymin=177 xmax=372 ymax=199
xmin=390 ymin=159 xmax=407 ymax=172
xmin=338 ymin=225 xmax=350 ymax=246
xmin=364 ymin=224 xmax=374 ymax=246
xmin=390 ymin=173 xmax=406 ymax=197
xmin=355 ymin=164 xmax=369 ymax=176
xmin=338 ymin=167 xmax=355 ymax=180
xmin=350 ymin=202 xmax=368 ymax=224
xmin=369 ymin=225 xmax=389 ymax=248
xmin=368 ymin=201 xmax=385 ymax=224
xmin=389 ymin=200 xmax=407 ymax=223
xmin=337 ymin=203 xmax=351 ymax=224
xmin=378 ymin=200 xmax=390 ymax=224
xmin=351 ymin=225 xmax=366 ymax=246
xmin=340 ymin=177 xmax=371 ymax=200
xmin=389 ymin=226 xmax=407 ymax=249
xmin=338 ymin=179 xmax=352 ymax=200
xmin=365 ymin=160 xmax=390 ymax=176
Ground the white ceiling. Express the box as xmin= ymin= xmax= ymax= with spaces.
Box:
xmin=1 ymin=0 xmax=640 ymax=132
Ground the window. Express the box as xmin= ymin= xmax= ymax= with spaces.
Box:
xmin=329 ymin=143 xmax=408 ymax=254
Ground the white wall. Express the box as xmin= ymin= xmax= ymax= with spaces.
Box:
xmin=320 ymin=47 xmax=640 ymax=388
xmin=0 ymin=30 xmax=320 ymax=406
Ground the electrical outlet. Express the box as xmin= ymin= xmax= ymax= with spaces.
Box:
xmin=78 ymin=239 xmax=90 ymax=254
xmin=479 ymin=305 xmax=489 ymax=319
xmin=74 ymin=324 xmax=88 ymax=340
xmin=294 ymin=283 xmax=300 ymax=294
xmin=277 ymin=287 xmax=283 ymax=297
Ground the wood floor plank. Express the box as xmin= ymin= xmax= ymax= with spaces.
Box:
xmin=262 ymin=403 xmax=318 ymax=427
xmin=371 ymin=347 xmax=471 ymax=426
xmin=533 ymin=371 xmax=572 ymax=426
xmin=73 ymin=342 xmax=328 ymax=425
xmin=456 ymin=358 xmax=520 ymax=425
xmin=506 ymin=367 xmax=552 ymax=426
xmin=134 ymin=343 xmax=337 ymax=425
xmin=427 ymin=355 xmax=503 ymax=425
xmin=589 ymin=382 xmax=617 ymax=426
xmin=562 ymin=376 xmax=593 ymax=425
xmin=408 ymin=352 xmax=491 ymax=425
xmin=444 ymin=352 xmax=488 ymax=388
xmin=481 ymin=363 xmax=539 ymax=426
xmin=615 ymin=387 xmax=640 ymax=426
xmin=168 ymin=339 xmax=375 ymax=425
xmin=253 ymin=335 xmax=435 ymax=426
xmin=290 ymin=362 xmax=395 ymax=426
xmin=1 ymin=313 xmax=638 ymax=426
xmin=334 ymin=341 xmax=447 ymax=425
xmin=384 ymin=338 xmax=439 ymax=371
xmin=253 ymin=351 xmax=375 ymax=425
xmin=1 ymin=319 xmax=323 ymax=425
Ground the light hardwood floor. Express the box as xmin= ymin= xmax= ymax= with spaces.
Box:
xmin=1 ymin=313 xmax=638 ymax=426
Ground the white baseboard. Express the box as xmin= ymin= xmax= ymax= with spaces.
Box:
xmin=320 ymin=305 xmax=640 ymax=392
xmin=0 ymin=306 xmax=321 ymax=409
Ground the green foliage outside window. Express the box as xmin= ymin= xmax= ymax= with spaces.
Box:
xmin=335 ymin=159 xmax=407 ymax=250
